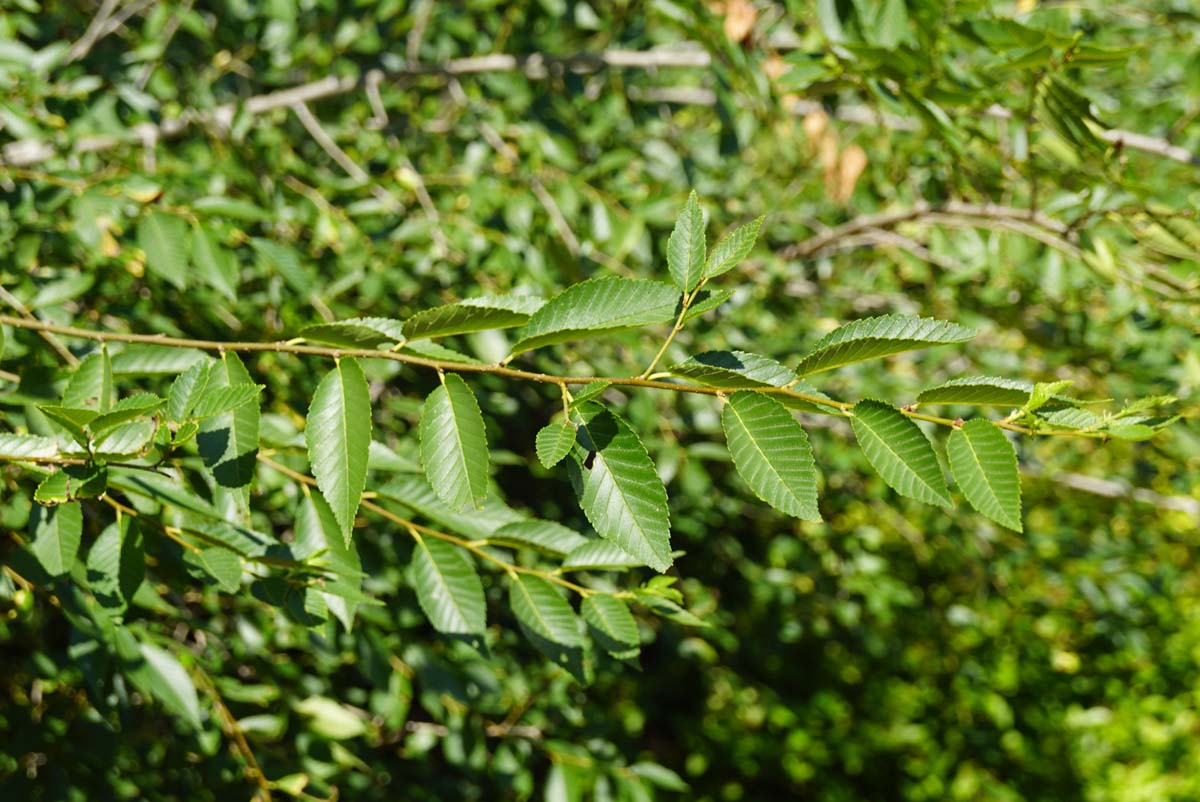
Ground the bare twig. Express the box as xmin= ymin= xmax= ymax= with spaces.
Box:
xmin=134 ymin=0 xmax=194 ymax=91
xmin=290 ymin=100 xmax=399 ymax=211
xmin=1024 ymin=465 xmax=1199 ymax=516
xmin=0 ymin=284 xmax=80 ymax=366
xmin=65 ymin=0 xmax=122 ymax=63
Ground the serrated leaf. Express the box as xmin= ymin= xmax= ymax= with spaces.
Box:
xmin=130 ymin=643 xmax=201 ymax=729
xmin=90 ymin=393 xmax=165 ymax=435
xmin=252 ymin=238 xmax=310 ymax=293
xmin=376 ymin=475 xmax=523 ymax=541
xmin=38 ymin=405 xmax=96 ymax=445
xmin=190 ymin=223 xmax=238 ymax=300
xmin=403 ymin=295 xmax=545 ymax=341
xmin=704 ymin=215 xmax=764 ymax=280
xmin=795 ymin=315 xmax=975 ymax=376
xmin=632 ymin=592 xmax=708 ymax=627
xmin=681 ymin=286 xmax=735 ymax=321
xmin=300 ymin=317 xmax=405 ymax=349
xmin=419 ymin=374 xmax=489 ymax=512
xmin=0 ymin=433 xmax=58 ymax=459
xmin=582 ymin=595 xmax=639 ymax=655
xmin=1024 ymin=380 xmax=1074 ymax=414
xmin=294 ymin=490 xmax=362 ymax=630
xmin=561 ymin=540 xmax=642 ymax=571
xmin=30 ymin=503 xmax=82 ymax=576
xmin=509 ymin=574 xmax=583 ymax=647
xmin=488 ymin=520 xmax=590 ymax=557
xmin=668 ymin=191 xmax=706 ymax=292
xmin=137 ymin=211 xmax=189 ymax=289
xmin=93 ymin=420 xmax=155 ymax=457
xmin=35 ymin=464 xmax=107 ymax=504
xmin=570 ymin=404 xmax=672 ymax=572
xmin=722 ymin=391 xmax=821 ymax=521
xmin=851 ymin=400 xmax=951 ymax=507
xmin=191 ymin=547 xmax=241 ymax=593
xmin=306 ymin=358 xmax=371 ymax=544
xmin=197 ymin=353 xmax=260 ymax=489
xmin=63 ymin=350 xmax=114 ymax=411
xmin=917 ymin=376 xmax=1033 ymax=407
xmin=190 ymin=384 xmax=263 ymax=419
xmin=1106 ymin=423 xmax=1156 ymax=441
xmin=536 ymin=420 xmax=576 ymax=468
xmin=510 ymin=277 xmax=679 ymax=356
xmin=410 ymin=536 xmax=486 ymax=634
xmin=568 ymin=380 xmax=612 ymax=408
xmin=168 ymin=360 xmax=212 ymax=422
xmin=948 ymin=420 xmax=1023 ymax=532
xmin=1042 ymin=408 xmax=1100 ymax=430
xmin=668 ymin=351 xmax=833 ymax=414
xmin=87 ymin=517 xmax=143 ymax=610
xmin=111 ymin=345 xmax=207 ymax=376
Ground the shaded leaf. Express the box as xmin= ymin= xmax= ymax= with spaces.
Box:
xmin=30 ymin=502 xmax=83 ymax=576
xmin=722 ymin=391 xmax=821 ymax=521
xmin=63 ymin=350 xmax=113 ymax=411
xmin=947 ymin=420 xmax=1023 ymax=531
xmin=561 ymin=540 xmax=642 ymax=571
xmin=918 ymin=376 xmax=1033 ymax=407
xmin=509 ymin=574 xmax=583 ymax=647
xmin=488 ymin=520 xmax=590 ymax=557
xmin=137 ymin=212 xmax=189 ymax=289
xmin=795 ymin=315 xmax=975 ymax=376
xmin=403 ymin=295 xmax=544 ymax=341
xmin=410 ymin=536 xmax=486 ymax=634
xmin=197 ymin=353 xmax=260 ymax=489
xmin=582 ymin=595 xmax=639 ymax=655
xmin=300 ymin=317 xmax=405 ymax=349
xmin=536 ymin=420 xmax=576 ymax=468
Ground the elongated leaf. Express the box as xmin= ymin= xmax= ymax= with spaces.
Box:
xmin=410 ymin=536 xmax=486 ymax=634
xmin=668 ymin=351 xmax=831 ymax=413
xmin=89 ymin=393 xmax=165 ymax=435
xmin=306 ymin=358 xmax=371 ymax=544
xmin=947 ymin=420 xmax=1023 ymax=531
xmin=722 ymin=391 xmax=821 ymax=521
xmin=582 ymin=595 xmax=639 ymax=655
xmin=376 ymin=475 xmax=523 ymax=541
xmin=488 ymin=520 xmax=590 ymax=557
xmin=295 ymin=490 xmax=362 ymax=630
xmin=190 ymin=223 xmax=238 ymax=300
xmin=561 ymin=540 xmax=642 ymax=571
xmin=509 ymin=574 xmax=583 ymax=647
xmin=191 ymin=384 xmax=263 ymax=419
xmin=168 ymin=360 xmax=212 ymax=422
xmin=795 ymin=315 xmax=975 ymax=376
xmin=30 ymin=503 xmax=83 ymax=576
xmin=301 ymin=317 xmax=405 ymax=349
xmin=668 ymin=190 xmax=706 ymax=292
xmin=536 ymin=420 xmax=576 ymax=468
xmin=111 ymin=345 xmax=206 ymax=376
xmin=137 ymin=211 xmax=189 ymax=289
xmin=851 ymin=400 xmax=951 ymax=507
xmin=132 ymin=643 xmax=202 ymax=729
xmin=682 ymin=287 xmax=734 ymax=322
xmin=197 ymin=353 xmax=260 ymax=489
xmin=35 ymin=464 xmax=107 ymax=504
xmin=510 ymin=277 xmax=679 ymax=356
xmin=403 ymin=295 xmax=545 ymax=341
xmin=39 ymin=405 xmax=96 ymax=444
xmin=704 ymin=215 xmax=764 ymax=280
xmin=87 ymin=517 xmax=143 ymax=611
xmin=187 ymin=547 xmax=241 ymax=593
xmin=93 ymin=420 xmax=155 ymax=457
xmin=419 ymin=374 xmax=489 ymax=512
xmin=63 ymin=350 xmax=113 ymax=411
xmin=568 ymin=380 xmax=611 ymax=408
xmin=570 ymin=404 xmax=672 ymax=572
xmin=0 ymin=433 xmax=58 ymax=459
xmin=918 ymin=376 xmax=1033 ymax=407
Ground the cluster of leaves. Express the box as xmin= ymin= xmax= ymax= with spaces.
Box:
xmin=1 ymin=1 xmax=1197 ymax=801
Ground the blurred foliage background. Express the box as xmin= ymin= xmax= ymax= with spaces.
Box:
xmin=1 ymin=1 xmax=1198 ymax=800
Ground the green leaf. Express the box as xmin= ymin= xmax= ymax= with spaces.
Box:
xmin=630 ymin=763 xmax=689 ymax=792
xmin=669 ymin=350 xmax=796 ymax=388
xmin=87 ymin=517 xmax=144 ymax=611
xmin=89 ymin=393 xmax=165 ymax=435
xmin=918 ymin=377 xmax=1033 ymax=407
xmin=294 ymin=490 xmax=362 ymax=630
xmin=63 ymin=350 xmax=114 ymax=411
xmin=131 ymin=642 xmax=202 ymax=729
xmin=197 ymin=353 xmax=260 ymax=489
xmin=947 ymin=420 xmax=1023 ymax=532
xmin=1023 ymin=380 xmax=1075 ymax=414
xmin=510 ymin=277 xmax=679 ymax=356
xmin=795 ymin=315 xmax=975 ymax=376
xmin=0 ymin=433 xmax=58 ymax=459
xmin=568 ymin=380 xmax=612 ymax=408
xmin=137 ymin=211 xmax=189 ymax=289
xmin=488 ymin=520 xmax=590 ymax=557
xmin=111 ymin=345 xmax=207 ymax=376
xmin=582 ymin=595 xmax=639 ymax=655
xmin=93 ymin=420 xmax=155 ymax=457
xmin=667 ymin=190 xmax=706 ymax=292
xmin=300 ymin=318 xmax=405 ymax=349
xmin=536 ymin=420 xmax=576 ymax=468
xmin=419 ymin=374 xmax=489 ymax=512
xmin=30 ymin=503 xmax=83 ymax=576
xmin=35 ymin=464 xmax=107 ymax=504
xmin=851 ymin=400 xmax=951 ymax=507
xmin=38 ymin=405 xmax=96 ymax=445
xmin=561 ymin=540 xmax=642 ymax=571
xmin=191 ymin=547 xmax=241 ymax=593
xmin=191 ymin=222 xmax=238 ymax=300
xmin=190 ymin=384 xmax=263 ymax=419
xmin=403 ymin=295 xmax=545 ymax=341
xmin=167 ymin=360 xmax=212 ymax=422
xmin=683 ymin=287 xmax=735 ymax=321
xmin=376 ymin=475 xmax=523 ymax=541
xmin=294 ymin=696 xmax=367 ymax=739
xmin=509 ymin=574 xmax=583 ymax=647
xmin=570 ymin=404 xmax=672 ymax=572
xmin=722 ymin=391 xmax=821 ymax=521
xmin=409 ymin=536 xmax=486 ymax=634
xmin=306 ymin=358 xmax=371 ymax=544
xmin=704 ymin=215 xmax=764 ymax=280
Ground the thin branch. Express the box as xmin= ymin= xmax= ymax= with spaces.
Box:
xmin=0 ymin=313 xmax=1111 ymax=441
xmin=65 ymin=0 xmax=122 ymax=63
xmin=0 ymin=283 xmax=80 ymax=366
xmin=290 ymin=100 xmax=402 ymax=214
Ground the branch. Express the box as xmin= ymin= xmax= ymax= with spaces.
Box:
xmin=4 ymin=46 xmax=1193 ymax=167
xmin=0 ymin=313 xmax=1111 ymax=441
